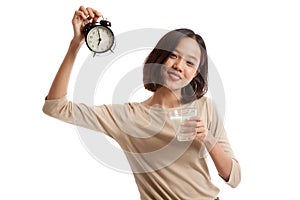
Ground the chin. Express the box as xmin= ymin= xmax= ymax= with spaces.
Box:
xmin=163 ymin=82 xmax=184 ymax=93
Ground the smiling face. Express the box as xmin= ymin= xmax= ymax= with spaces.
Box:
xmin=162 ymin=37 xmax=201 ymax=93
xmin=143 ymin=28 xmax=208 ymax=104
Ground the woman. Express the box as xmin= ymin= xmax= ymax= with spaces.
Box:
xmin=43 ymin=6 xmax=241 ymax=200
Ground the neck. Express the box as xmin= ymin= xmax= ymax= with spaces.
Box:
xmin=143 ymin=87 xmax=182 ymax=108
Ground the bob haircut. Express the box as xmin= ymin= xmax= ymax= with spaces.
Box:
xmin=143 ymin=28 xmax=208 ymax=104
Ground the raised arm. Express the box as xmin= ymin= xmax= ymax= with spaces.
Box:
xmin=46 ymin=6 xmax=101 ymax=100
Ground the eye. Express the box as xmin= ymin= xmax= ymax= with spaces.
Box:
xmin=169 ymin=53 xmax=177 ymax=59
xmin=186 ymin=61 xmax=195 ymax=67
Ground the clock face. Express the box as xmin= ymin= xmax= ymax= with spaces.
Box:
xmin=86 ymin=26 xmax=114 ymax=53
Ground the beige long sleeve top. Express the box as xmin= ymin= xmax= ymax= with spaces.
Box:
xmin=43 ymin=95 xmax=241 ymax=200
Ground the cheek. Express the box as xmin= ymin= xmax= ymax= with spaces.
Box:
xmin=164 ymin=59 xmax=171 ymax=68
xmin=185 ymin=68 xmax=197 ymax=79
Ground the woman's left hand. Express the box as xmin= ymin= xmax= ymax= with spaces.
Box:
xmin=181 ymin=116 xmax=208 ymax=142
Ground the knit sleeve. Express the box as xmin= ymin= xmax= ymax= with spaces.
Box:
xmin=42 ymin=96 xmax=122 ymax=140
xmin=226 ymin=158 xmax=241 ymax=188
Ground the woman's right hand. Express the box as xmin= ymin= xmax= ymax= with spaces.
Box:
xmin=71 ymin=6 xmax=102 ymax=45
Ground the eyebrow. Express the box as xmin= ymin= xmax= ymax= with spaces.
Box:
xmin=173 ymin=49 xmax=199 ymax=62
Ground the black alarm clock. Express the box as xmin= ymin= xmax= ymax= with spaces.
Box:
xmin=83 ymin=19 xmax=115 ymax=54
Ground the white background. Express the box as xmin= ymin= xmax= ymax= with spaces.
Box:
xmin=1 ymin=0 xmax=300 ymax=199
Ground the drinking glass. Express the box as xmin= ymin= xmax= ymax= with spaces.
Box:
xmin=169 ymin=107 xmax=198 ymax=142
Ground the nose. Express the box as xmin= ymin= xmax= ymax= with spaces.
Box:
xmin=172 ymin=58 xmax=184 ymax=72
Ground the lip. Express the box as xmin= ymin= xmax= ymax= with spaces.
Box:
xmin=167 ymin=70 xmax=182 ymax=80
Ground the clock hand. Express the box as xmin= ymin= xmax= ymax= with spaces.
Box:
xmin=97 ymin=29 xmax=102 ymax=46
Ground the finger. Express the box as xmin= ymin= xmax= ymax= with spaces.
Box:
xmin=195 ymin=132 xmax=207 ymax=141
xmin=188 ymin=116 xmax=202 ymax=122
xmin=180 ymin=127 xmax=195 ymax=133
xmin=86 ymin=7 xmax=95 ymax=19
xmin=182 ymin=120 xmax=205 ymax=132
xmin=79 ymin=5 xmax=89 ymax=16
xmin=186 ymin=117 xmax=206 ymax=128
xmin=92 ymin=16 xmax=101 ymax=24
xmin=196 ymin=120 xmax=205 ymax=128
xmin=90 ymin=7 xmax=102 ymax=18
xmin=90 ymin=8 xmax=102 ymax=23
xmin=73 ymin=10 xmax=87 ymax=21
xmin=195 ymin=126 xmax=206 ymax=134
xmin=92 ymin=14 xmax=101 ymax=24
xmin=181 ymin=120 xmax=197 ymax=127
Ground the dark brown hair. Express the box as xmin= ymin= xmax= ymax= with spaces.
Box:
xmin=143 ymin=28 xmax=208 ymax=104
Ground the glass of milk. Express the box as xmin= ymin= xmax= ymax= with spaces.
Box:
xmin=169 ymin=107 xmax=198 ymax=142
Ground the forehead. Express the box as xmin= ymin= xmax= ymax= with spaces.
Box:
xmin=174 ymin=37 xmax=201 ymax=61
